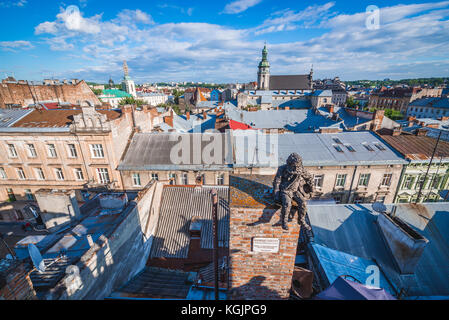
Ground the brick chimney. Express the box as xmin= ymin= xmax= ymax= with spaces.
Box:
xmin=407 ymin=116 xmax=416 ymax=122
xmin=164 ymin=110 xmax=174 ymax=128
xmin=416 ymin=128 xmax=428 ymax=136
xmin=284 ymin=107 xmax=290 ymax=111
xmin=372 ymin=109 xmax=385 ymax=131
xmin=186 ymin=111 xmax=190 ymax=120
xmin=203 ymin=111 xmax=207 ymax=120
xmin=327 ymin=105 xmax=334 ymax=114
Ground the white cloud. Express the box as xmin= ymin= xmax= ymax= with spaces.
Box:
xmin=223 ymin=0 xmax=262 ymax=14
xmin=32 ymin=2 xmax=449 ymax=82
xmin=0 ymin=40 xmax=34 ymax=52
xmin=253 ymin=2 xmax=336 ymax=35
xmin=0 ymin=0 xmax=27 ymax=8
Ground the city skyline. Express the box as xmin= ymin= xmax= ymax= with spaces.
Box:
xmin=0 ymin=0 xmax=449 ymax=83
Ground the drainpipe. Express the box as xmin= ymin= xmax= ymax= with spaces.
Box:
xmin=348 ymin=165 xmax=358 ymax=203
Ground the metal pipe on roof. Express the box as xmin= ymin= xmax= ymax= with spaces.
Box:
xmin=210 ymin=188 xmax=219 ymax=301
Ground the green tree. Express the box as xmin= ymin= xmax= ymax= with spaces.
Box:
xmin=118 ymin=97 xmax=145 ymax=107
xmin=92 ymin=88 xmax=103 ymax=96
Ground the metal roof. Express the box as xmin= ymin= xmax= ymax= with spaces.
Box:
xmin=410 ymin=97 xmax=449 ymax=109
xmin=118 ymin=132 xmax=234 ymax=171
xmin=379 ymin=134 xmax=449 ymax=161
xmin=0 ymin=109 xmax=33 ymax=127
xmin=307 ymin=203 xmax=449 ymax=298
xmin=234 ymin=131 xmax=408 ymax=168
xmin=269 ymin=75 xmax=312 ymax=90
xmin=111 ymin=267 xmax=194 ymax=299
xmin=150 ymin=186 xmax=229 ymax=259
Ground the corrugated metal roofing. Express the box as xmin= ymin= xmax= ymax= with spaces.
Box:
xmin=118 ymin=132 xmax=234 ymax=171
xmin=0 ymin=109 xmax=33 ymax=127
xmin=379 ymin=134 xmax=449 ymax=161
xmin=234 ymin=131 xmax=408 ymax=168
xmin=307 ymin=203 xmax=449 ymax=298
xmin=150 ymin=186 xmax=229 ymax=259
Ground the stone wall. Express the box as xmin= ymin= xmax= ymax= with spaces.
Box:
xmin=229 ymin=207 xmax=300 ymax=300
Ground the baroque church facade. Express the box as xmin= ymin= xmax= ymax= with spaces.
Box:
xmin=238 ymin=45 xmax=325 ymax=110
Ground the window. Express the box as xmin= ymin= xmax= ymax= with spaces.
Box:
xmin=333 ymin=138 xmax=343 ymax=144
xmin=415 ymin=175 xmax=426 ymax=190
xmin=182 ymin=173 xmax=188 ymax=185
xmin=358 ymin=174 xmax=370 ymax=187
xmin=333 ymin=145 xmax=344 ymax=153
xmin=0 ymin=167 xmax=7 ymax=180
xmin=345 ymin=144 xmax=356 ymax=152
xmin=354 ymin=195 xmax=365 ymax=204
xmin=362 ymin=143 xmax=374 ymax=152
xmin=431 ymin=175 xmax=442 ymax=189
xmin=25 ymin=189 xmax=34 ymax=201
xmin=151 ymin=173 xmax=159 ymax=181
xmin=47 ymin=144 xmax=57 ymax=158
xmin=217 ymin=174 xmax=225 ymax=186
xmin=90 ymin=144 xmax=104 ymax=158
xmin=314 ymin=175 xmax=324 ymax=188
xmin=403 ymin=175 xmax=414 ymax=189
xmin=97 ymin=168 xmax=110 ymax=184
xmin=374 ymin=143 xmax=386 ymax=151
xmin=333 ymin=194 xmax=343 ymax=204
xmin=169 ymin=173 xmax=176 ymax=185
xmin=381 ymin=174 xmax=393 ymax=187
xmin=27 ymin=144 xmax=37 ymax=158
xmin=55 ymin=168 xmax=64 ymax=180
xmin=335 ymin=174 xmax=347 ymax=188
xmin=8 ymin=144 xmax=17 ymax=158
xmin=68 ymin=144 xmax=78 ymax=158
xmin=75 ymin=168 xmax=84 ymax=181
xmin=35 ymin=168 xmax=45 ymax=180
xmin=16 ymin=168 xmax=26 ymax=180
xmin=132 ymin=173 xmax=141 ymax=186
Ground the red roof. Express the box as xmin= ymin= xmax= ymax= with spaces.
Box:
xmin=42 ymin=103 xmax=59 ymax=110
xmin=229 ymin=120 xmax=253 ymax=130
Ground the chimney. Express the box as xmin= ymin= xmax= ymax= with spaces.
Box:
xmin=377 ymin=210 xmax=429 ymax=274
xmin=416 ymin=128 xmax=428 ymax=136
xmin=327 ymin=105 xmax=334 ymax=114
xmin=164 ymin=110 xmax=174 ymax=128
xmin=285 ymin=107 xmax=290 ymax=111
xmin=372 ymin=109 xmax=385 ymax=131
xmin=186 ymin=111 xmax=190 ymax=120
xmin=203 ymin=111 xmax=207 ymax=120
xmin=407 ymin=116 xmax=416 ymax=122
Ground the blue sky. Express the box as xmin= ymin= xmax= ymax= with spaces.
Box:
xmin=0 ymin=0 xmax=449 ymax=83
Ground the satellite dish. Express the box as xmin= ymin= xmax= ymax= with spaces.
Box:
xmin=28 ymin=243 xmax=46 ymax=273
xmin=372 ymin=202 xmax=387 ymax=214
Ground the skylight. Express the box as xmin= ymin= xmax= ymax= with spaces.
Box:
xmin=345 ymin=144 xmax=356 ymax=152
xmin=362 ymin=143 xmax=375 ymax=151
xmin=333 ymin=145 xmax=344 ymax=153
xmin=333 ymin=137 xmax=343 ymax=144
xmin=374 ymin=143 xmax=386 ymax=151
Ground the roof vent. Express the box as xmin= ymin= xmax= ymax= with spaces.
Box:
xmin=377 ymin=208 xmax=429 ymax=274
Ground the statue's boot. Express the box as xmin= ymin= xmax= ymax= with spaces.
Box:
xmin=282 ymin=220 xmax=289 ymax=231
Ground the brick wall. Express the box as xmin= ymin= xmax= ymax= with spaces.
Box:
xmin=229 ymin=208 xmax=300 ymax=300
xmin=0 ymin=80 xmax=100 ymax=108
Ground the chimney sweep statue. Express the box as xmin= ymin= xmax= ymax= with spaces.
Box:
xmin=273 ymin=153 xmax=314 ymax=231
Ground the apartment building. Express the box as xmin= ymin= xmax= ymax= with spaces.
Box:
xmin=379 ymin=133 xmax=449 ymax=203
xmin=233 ymin=131 xmax=407 ymax=204
xmin=0 ymin=105 xmax=156 ymax=202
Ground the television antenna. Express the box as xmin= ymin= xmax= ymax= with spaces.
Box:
xmin=28 ymin=243 xmax=65 ymax=274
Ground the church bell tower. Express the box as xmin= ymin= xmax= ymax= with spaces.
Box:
xmin=257 ymin=44 xmax=270 ymax=91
